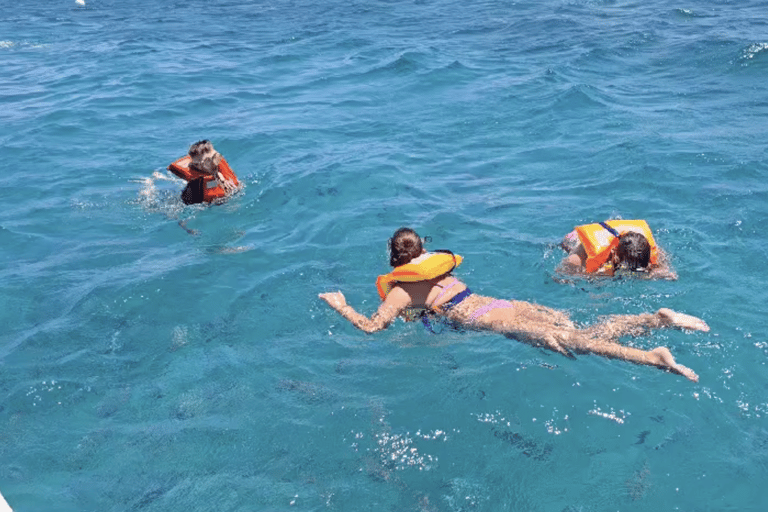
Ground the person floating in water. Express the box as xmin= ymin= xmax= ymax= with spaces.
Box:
xmin=168 ymin=140 xmax=240 ymax=205
xmin=319 ymin=227 xmax=708 ymax=382
xmin=558 ymin=219 xmax=677 ymax=279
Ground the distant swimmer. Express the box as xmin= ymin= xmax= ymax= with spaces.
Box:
xmin=168 ymin=140 xmax=240 ymax=205
xmin=558 ymin=219 xmax=677 ymax=279
xmin=319 ymin=227 xmax=708 ymax=382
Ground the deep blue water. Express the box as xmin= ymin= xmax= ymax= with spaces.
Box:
xmin=1 ymin=0 xmax=767 ymax=510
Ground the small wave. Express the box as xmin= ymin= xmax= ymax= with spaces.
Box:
xmin=361 ymin=51 xmax=429 ymax=79
xmin=0 ymin=40 xmax=48 ymax=50
xmin=383 ymin=52 xmax=423 ymax=74
xmin=588 ymin=406 xmax=627 ymax=425
xmin=553 ymin=84 xmax=607 ymax=111
xmin=135 ymin=171 xmax=178 ymax=203
xmin=131 ymin=171 xmax=187 ymax=217
xmin=741 ymin=42 xmax=768 ymax=61
xmin=673 ymin=8 xmax=708 ymax=18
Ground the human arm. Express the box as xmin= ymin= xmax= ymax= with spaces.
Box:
xmin=649 ymin=249 xmax=678 ymax=280
xmin=318 ymin=287 xmax=411 ymax=334
xmin=556 ymin=244 xmax=589 ymax=275
xmin=216 ymin=171 xmax=239 ymax=194
xmin=216 ymin=159 xmax=239 ymax=194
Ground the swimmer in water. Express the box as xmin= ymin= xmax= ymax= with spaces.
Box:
xmin=171 ymin=140 xmax=239 ymax=205
xmin=558 ymin=220 xmax=677 ymax=279
xmin=319 ymin=227 xmax=708 ymax=382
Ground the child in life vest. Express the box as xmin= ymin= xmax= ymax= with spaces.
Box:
xmin=168 ymin=140 xmax=240 ymax=205
xmin=559 ymin=220 xmax=676 ymax=279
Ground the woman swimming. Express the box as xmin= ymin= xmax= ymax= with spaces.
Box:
xmin=319 ymin=227 xmax=709 ymax=382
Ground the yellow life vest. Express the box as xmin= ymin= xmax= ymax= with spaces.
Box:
xmin=575 ymin=220 xmax=658 ymax=273
xmin=375 ymin=252 xmax=463 ymax=300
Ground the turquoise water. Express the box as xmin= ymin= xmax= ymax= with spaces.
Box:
xmin=2 ymin=0 xmax=767 ymax=510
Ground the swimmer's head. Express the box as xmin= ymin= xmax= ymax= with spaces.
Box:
xmin=389 ymin=227 xmax=423 ymax=267
xmin=188 ymin=139 xmax=215 ymax=159
xmin=188 ymin=139 xmax=222 ymax=175
xmin=616 ymin=231 xmax=651 ymax=270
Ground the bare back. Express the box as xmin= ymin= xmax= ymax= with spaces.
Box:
xmin=394 ymin=274 xmax=468 ymax=311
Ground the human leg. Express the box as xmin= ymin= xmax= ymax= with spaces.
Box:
xmin=563 ymin=308 xmax=706 ymax=381
xmin=657 ymin=308 xmax=710 ymax=331
xmin=560 ymin=335 xmax=699 ymax=382
xmin=451 ymin=297 xmax=703 ymax=381
xmin=583 ymin=308 xmax=709 ymax=342
xmin=476 ymin=300 xmax=578 ymax=357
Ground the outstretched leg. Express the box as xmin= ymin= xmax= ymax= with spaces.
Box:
xmin=583 ymin=308 xmax=709 ymax=342
xmin=562 ymin=335 xmax=699 ymax=382
xmin=657 ymin=308 xmax=710 ymax=331
xmin=475 ymin=300 xmax=704 ymax=381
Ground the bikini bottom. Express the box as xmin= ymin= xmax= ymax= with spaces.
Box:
xmin=422 ymin=291 xmax=515 ymax=333
xmin=468 ymin=299 xmax=515 ymax=323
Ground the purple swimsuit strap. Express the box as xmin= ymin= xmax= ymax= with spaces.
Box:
xmin=469 ymin=299 xmax=514 ymax=322
xmin=427 ymin=277 xmax=460 ymax=309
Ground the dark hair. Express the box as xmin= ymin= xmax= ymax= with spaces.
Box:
xmin=388 ymin=227 xmax=423 ymax=267
xmin=188 ymin=140 xmax=221 ymax=175
xmin=188 ymin=140 xmax=212 ymax=157
xmin=616 ymin=231 xmax=651 ymax=269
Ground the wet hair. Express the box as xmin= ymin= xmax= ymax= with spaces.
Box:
xmin=188 ymin=139 xmax=213 ymax=158
xmin=388 ymin=227 xmax=423 ymax=267
xmin=616 ymin=231 xmax=651 ymax=270
xmin=188 ymin=139 xmax=222 ymax=175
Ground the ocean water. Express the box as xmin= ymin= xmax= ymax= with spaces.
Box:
xmin=1 ymin=0 xmax=767 ymax=510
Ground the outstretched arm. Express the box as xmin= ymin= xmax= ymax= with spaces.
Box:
xmin=319 ymin=288 xmax=409 ymax=334
xmin=649 ymin=248 xmax=678 ymax=280
xmin=556 ymin=244 xmax=589 ymax=276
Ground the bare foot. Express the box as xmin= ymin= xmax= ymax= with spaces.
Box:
xmin=651 ymin=347 xmax=699 ymax=382
xmin=657 ymin=308 xmax=710 ymax=332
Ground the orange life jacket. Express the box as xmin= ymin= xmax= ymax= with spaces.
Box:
xmin=375 ymin=252 xmax=463 ymax=300
xmin=574 ymin=220 xmax=658 ymax=273
xmin=168 ymin=155 xmax=239 ymax=202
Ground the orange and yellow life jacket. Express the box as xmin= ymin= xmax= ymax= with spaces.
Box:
xmin=575 ymin=220 xmax=658 ymax=273
xmin=375 ymin=252 xmax=463 ymax=300
xmin=168 ymin=155 xmax=239 ymax=202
